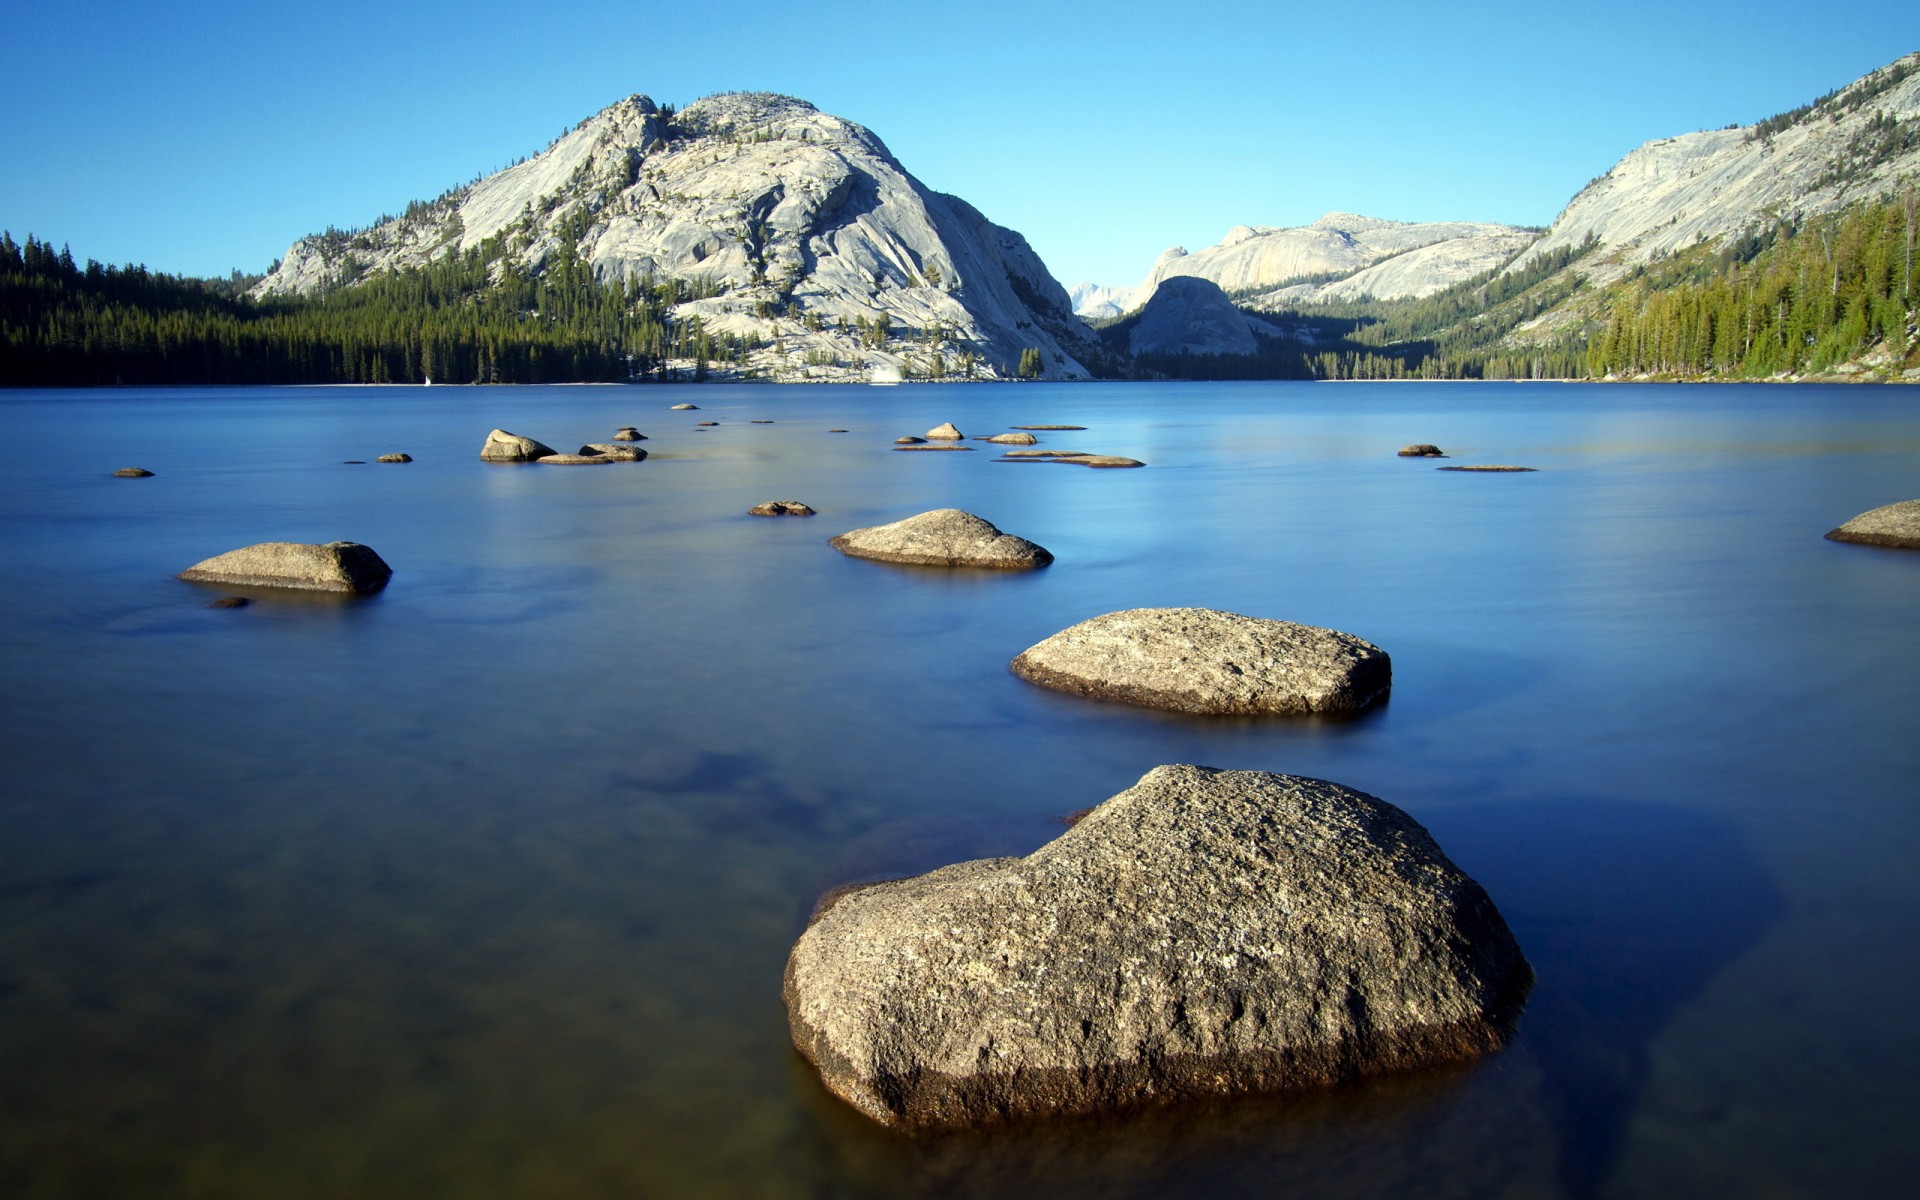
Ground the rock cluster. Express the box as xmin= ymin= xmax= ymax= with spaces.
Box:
xmin=830 ymin=509 xmax=1051 ymax=569
xmin=785 ymin=764 xmax=1531 ymax=1131
xmin=479 ymin=429 xmax=557 ymax=462
xmin=177 ymin=541 xmax=392 ymax=594
xmin=1825 ymin=499 xmax=1920 ymax=549
xmin=1011 ymin=607 xmax=1389 ymax=716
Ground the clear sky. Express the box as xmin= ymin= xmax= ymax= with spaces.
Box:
xmin=2 ymin=1 xmax=1913 ymax=289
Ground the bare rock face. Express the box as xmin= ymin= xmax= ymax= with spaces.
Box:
xmin=1398 ymin=444 xmax=1445 ymax=457
xmin=925 ymin=422 xmax=965 ymax=440
xmin=1826 ymin=499 xmax=1920 ymax=549
xmin=830 ymin=509 xmax=1051 ymax=569
xmin=177 ymin=542 xmax=392 ymax=594
xmin=479 ymin=429 xmax=557 ymax=462
xmin=1126 ymin=276 xmax=1260 ymax=357
xmin=579 ymin=443 xmax=648 ymax=461
xmin=1012 ymin=607 xmax=1388 ymax=715
xmin=785 ymin=764 xmax=1532 ymax=1131
xmin=749 ymin=500 xmax=816 ymax=516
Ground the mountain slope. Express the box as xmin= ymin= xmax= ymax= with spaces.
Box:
xmin=255 ymin=93 xmax=1096 ymax=381
xmin=1133 ymin=213 xmax=1538 ymax=308
xmin=1511 ymin=53 xmax=1920 ymax=285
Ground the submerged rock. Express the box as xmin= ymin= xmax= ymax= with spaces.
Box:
xmin=1825 ymin=499 xmax=1920 ymax=549
xmin=1065 ymin=455 xmax=1145 ymax=468
xmin=830 ymin=508 xmax=1051 ymax=569
xmin=1013 ymin=424 xmax=1086 ymax=430
xmin=205 ymin=596 xmax=250 ymax=609
xmin=479 ymin=429 xmax=557 ymax=462
xmin=749 ymin=500 xmax=817 ymax=516
xmin=1398 ymin=444 xmax=1445 ymax=457
xmin=1011 ymin=607 xmax=1389 ymax=715
xmin=536 ymin=453 xmax=615 ymax=465
xmin=177 ymin=541 xmax=392 ymax=594
xmin=785 ymin=764 xmax=1531 ymax=1131
xmin=894 ymin=436 xmax=927 ymax=444
xmin=925 ymin=422 xmax=964 ymax=440
xmin=113 ymin=467 xmax=154 ymax=477
xmin=1437 ymin=465 xmax=1536 ymax=472
xmin=579 ymin=443 xmax=649 ymax=461
xmin=375 ymin=453 xmax=413 ymax=463
xmin=1001 ymin=449 xmax=1089 ymax=458
xmin=983 ymin=432 xmax=1040 ymax=445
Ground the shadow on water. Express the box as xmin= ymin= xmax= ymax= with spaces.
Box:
xmin=1425 ymin=793 xmax=1785 ymax=1200
xmin=782 ymin=792 xmax=1782 ymax=1200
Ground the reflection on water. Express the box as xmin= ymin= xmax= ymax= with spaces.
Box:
xmin=1 ymin=381 xmax=1916 ymax=1198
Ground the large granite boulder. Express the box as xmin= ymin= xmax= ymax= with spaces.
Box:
xmin=579 ymin=443 xmax=648 ymax=461
xmin=479 ymin=429 xmax=557 ymax=462
xmin=1011 ymin=607 xmax=1388 ymax=715
xmin=1825 ymin=499 xmax=1920 ymax=549
xmin=785 ymin=764 xmax=1531 ymax=1131
xmin=830 ymin=509 xmax=1051 ymax=569
xmin=925 ymin=422 xmax=964 ymax=440
xmin=983 ymin=432 xmax=1039 ymax=445
xmin=177 ymin=542 xmax=392 ymax=594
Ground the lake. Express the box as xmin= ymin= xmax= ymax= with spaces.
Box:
xmin=1 ymin=380 xmax=1915 ymax=1198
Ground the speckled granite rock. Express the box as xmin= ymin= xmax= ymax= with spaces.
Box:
xmin=1011 ymin=607 xmax=1388 ymax=715
xmin=177 ymin=542 xmax=392 ymax=594
xmin=1825 ymin=499 xmax=1920 ymax=549
xmin=479 ymin=429 xmax=557 ymax=462
xmin=830 ymin=508 xmax=1050 ymax=569
xmin=785 ymin=764 xmax=1531 ymax=1130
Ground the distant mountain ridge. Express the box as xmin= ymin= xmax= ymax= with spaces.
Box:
xmin=255 ymin=92 xmax=1097 ymax=380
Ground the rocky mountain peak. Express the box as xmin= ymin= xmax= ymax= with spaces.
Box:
xmin=253 ymin=89 xmax=1094 ymax=380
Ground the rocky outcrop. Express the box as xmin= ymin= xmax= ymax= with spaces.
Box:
xmin=785 ymin=764 xmax=1531 ymax=1131
xmin=830 ymin=509 xmax=1051 ymax=569
xmin=1825 ymin=499 xmax=1920 ymax=548
xmin=177 ymin=542 xmax=392 ymax=594
xmin=748 ymin=500 xmax=816 ymax=516
xmin=1126 ymin=276 xmax=1264 ymax=357
xmin=1136 ymin=213 xmax=1538 ymax=308
xmin=254 ymin=92 xmax=1098 ymax=381
xmin=1510 ymin=53 xmax=1920 ymax=285
xmin=579 ymin=443 xmax=648 ymax=460
xmin=1068 ymin=280 xmax=1140 ymax=320
xmin=479 ymin=429 xmax=557 ymax=462
xmin=1011 ymin=607 xmax=1388 ymax=715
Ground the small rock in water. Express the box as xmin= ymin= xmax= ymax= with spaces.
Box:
xmin=113 ymin=467 xmax=155 ymax=477
xmin=479 ymin=429 xmax=558 ymax=462
xmin=1063 ymin=455 xmax=1144 ymax=468
xmin=982 ymin=432 xmax=1039 ymax=445
xmin=1013 ymin=424 xmax=1086 ymax=431
xmin=1438 ymin=465 xmax=1536 ymax=472
xmin=612 ymin=427 xmax=647 ymax=441
xmin=375 ymin=453 xmax=413 ymax=463
xmin=535 ymin=454 xmax=616 ymax=465
xmin=892 ymin=444 xmax=974 ymax=452
xmin=205 ymin=596 xmax=250 ymax=609
xmin=749 ymin=500 xmax=817 ymax=517
xmin=1001 ymin=449 xmax=1088 ymax=458
xmin=830 ymin=509 xmax=1051 ymax=569
xmin=697 ymin=420 xmax=720 ymax=426
xmin=829 ymin=428 xmax=849 ymax=433
xmin=751 ymin=419 xmax=775 ymax=424
xmin=924 ymin=422 xmax=964 ymax=440
xmin=894 ymin=436 xmax=927 ymax=444
xmin=1012 ymin=607 xmax=1389 ymax=716
xmin=579 ymin=444 xmax=648 ymax=461
xmin=178 ymin=541 xmax=392 ymax=594
xmin=785 ymin=764 xmax=1530 ymax=1131
xmin=1825 ymin=499 xmax=1920 ymax=549
xmin=1398 ymin=444 xmax=1445 ymax=457
xmin=671 ymin=403 xmax=700 ymax=410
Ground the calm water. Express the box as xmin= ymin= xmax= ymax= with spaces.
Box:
xmin=1 ymin=380 xmax=1916 ymax=1198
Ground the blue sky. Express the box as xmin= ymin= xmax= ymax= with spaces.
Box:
xmin=2 ymin=1 xmax=1913 ymax=289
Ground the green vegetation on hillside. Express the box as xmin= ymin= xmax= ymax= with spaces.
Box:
xmin=0 ymin=231 xmax=757 ymax=387
xmin=1585 ymin=195 xmax=1918 ymax=378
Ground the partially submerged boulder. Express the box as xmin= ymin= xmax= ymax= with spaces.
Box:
xmin=1013 ymin=424 xmax=1086 ymax=431
xmin=749 ymin=500 xmax=816 ymax=517
xmin=830 ymin=509 xmax=1051 ymax=569
xmin=983 ymin=432 xmax=1039 ymax=445
xmin=375 ymin=453 xmax=412 ymax=463
xmin=894 ymin=436 xmax=927 ymax=444
xmin=1064 ymin=455 xmax=1144 ymax=468
xmin=891 ymin=444 xmax=974 ymax=452
xmin=177 ymin=541 xmax=392 ymax=594
xmin=479 ymin=429 xmax=557 ymax=462
xmin=925 ymin=422 xmax=964 ymax=440
xmin=1825 ymin=499 xmax=1920 ymax=549
xmin=1398 ymin=444 xmax=1445 ymax=457
xmin=785 ymin=764 xmax=1531 ymax=1131
xmin=579 ymin=443 xmax=648 ymax=461
xmin=1011 ymin=607 xmax=1388 ymax=715
xmin=1438 ymin=465 xmax=1536 ymax=472
xmin=113 ymin=467 xmax=154 ymax=477
xmin=671 ymin=403 xmax=700 ymax=410
xmin=536 ymin=453 xmax=615 ymax=465
xmin=612 ymin=427 xmax=647 ymax=441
